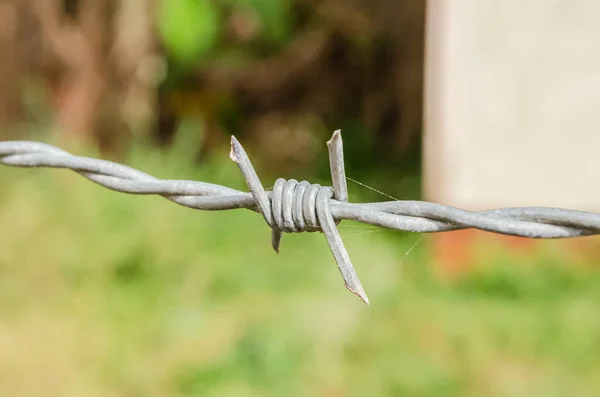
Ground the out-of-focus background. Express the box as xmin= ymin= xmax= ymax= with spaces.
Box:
xmin=2 ymin=1 xmax=600 ymax=396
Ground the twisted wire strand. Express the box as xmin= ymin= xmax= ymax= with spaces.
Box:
xmin=2 ymin=132 xmax=600 ymax=304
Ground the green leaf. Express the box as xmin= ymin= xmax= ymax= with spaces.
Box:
xmin=158 ymin=0 xmax=220 ymax=66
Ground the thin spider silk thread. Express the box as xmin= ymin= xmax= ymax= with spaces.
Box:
xmin=342 ymin=176 xmax=401 ymax=234
xmin=344 ymin=175 xmax=424 ymax=260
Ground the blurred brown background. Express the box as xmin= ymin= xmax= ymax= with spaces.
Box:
xmin=0 ymin=0 xmax=425 ymax=182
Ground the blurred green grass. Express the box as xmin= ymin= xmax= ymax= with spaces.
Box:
xmin=1 ymin=141 xmax=600 ymax=397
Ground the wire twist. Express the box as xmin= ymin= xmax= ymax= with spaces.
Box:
xmin=3 ymin=130 xmax=600 ymax=304
xmin=270 ymin=179 xmax=327 ymax=233
xmin=230 ymin=133 xmax=367 ymax=303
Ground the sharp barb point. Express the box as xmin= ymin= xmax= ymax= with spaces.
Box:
xmin=271 ymin=230 xmax=282 ymax=253
xmin=229 ymin=136 xmax=241 ymax=162
xmin=345 ymin=283 xmax=369 ymax=305
xmin=327 ymin=129 xmax=342 ymax=146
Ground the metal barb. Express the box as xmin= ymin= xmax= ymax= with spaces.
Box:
xmin=315 ymin=186 xmax=369 ymax=305
xmin=230 ymin=136 xmax=283 ymax=253
xmin=229 ymin=132 xmax=369 ymax=304
xmin=327 ymin=129 xmax=348 ymax=203
xmin=5 ymin=134 xmax=600 ymax=304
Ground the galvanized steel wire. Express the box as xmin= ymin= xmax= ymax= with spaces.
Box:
xmin=2 ymin=131 xmax=600 ymax=304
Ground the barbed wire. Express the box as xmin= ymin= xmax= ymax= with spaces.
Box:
xmin=2 ymin=130 xmax=600 ymax=304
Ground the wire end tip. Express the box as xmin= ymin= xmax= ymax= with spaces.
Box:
xmin=229 ymin=136 xmax=242 ymax=162
xmin=327 ymin=129 xmax=342 ymax=147
xmin=346 ymin=283 xmax=369 ymax=306
xmin=271 ymin=230 xmax=282 ymax=254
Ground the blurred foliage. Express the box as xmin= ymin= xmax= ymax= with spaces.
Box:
xmin=1 ymin=140 xmax=600 ymax=396
xmin=0 ymin=0 xmax=425 ymax=196
xmin=232 ymin=0 xmax=292 ymax=46
xmin=158 ymin=0 xmax=221 ymax=66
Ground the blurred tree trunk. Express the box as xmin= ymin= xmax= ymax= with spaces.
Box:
xmin=0 ymin=1 xmax=23 ymax=135
xmin=34 ymin=0 xmax=160 ymax=153
xmin=35 ymin=0 xmax=111 ymax=142
xmin=112 ymin=0 xmax=161 ymax=139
